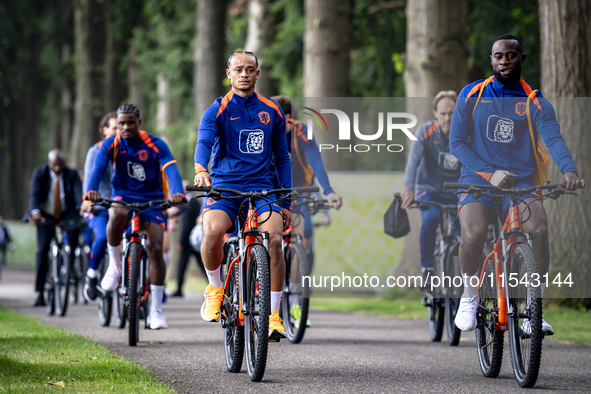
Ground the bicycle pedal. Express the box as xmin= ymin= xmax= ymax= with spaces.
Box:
xmin=268 ymin=330 xmax=286 ymax=342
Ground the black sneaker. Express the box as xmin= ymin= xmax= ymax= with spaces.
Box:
xmin=83 ymin=276 xmax=98 ymax=301
xmin=421 ymin=267 xmax=435 ymax=291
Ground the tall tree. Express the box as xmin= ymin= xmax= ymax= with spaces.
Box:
xmin=539 ymin=0 xmax=591 ymax=298
xmin=303 ymin=0 xmax=352 ymax=170
xmin=303 ymin=0 xmax=351 ymax=98
xmin=69 ymin=0 xmax=107 ymax=169
xmin=194 ymin=0 xmax=228 ymax=126
xmin=0 ymin=0 xmax=51 ymax=218
xmin=244 ymin=0 xmax=279 ymax=96
xmin=396 ymin=0 xmax=469 ymax=279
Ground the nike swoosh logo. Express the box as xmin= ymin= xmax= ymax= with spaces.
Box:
xmin=230 ymin=117 xmax=240 ymax=120
xmin=481 ymin=100 xmax=493 ymax=103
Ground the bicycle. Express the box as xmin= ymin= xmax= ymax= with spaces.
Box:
xmin=92 ymin=198 xmax=173 ymax=346
xmin=444 ymin=181 xmax=583 ymax=388
xmin=69 ymin=228 xmax=92 ymax=305
xmin=407 ymin=197 xmax=463 ymax=346
xmin=281 ymin=197 xmax=331 ymax=344
xmin=38 ymin=218 xmax=86 ymax=317
xmin=96 ymin=254 xmax=113 ymax=327
xmin=187 ymin=184 xmax=317 ymax=382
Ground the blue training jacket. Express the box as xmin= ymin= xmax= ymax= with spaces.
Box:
xmin=450 ymin=76 xmax=578 ymax=182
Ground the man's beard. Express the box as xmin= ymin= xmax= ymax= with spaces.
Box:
xmin=494 ymin=64 xmax=521 ymax=85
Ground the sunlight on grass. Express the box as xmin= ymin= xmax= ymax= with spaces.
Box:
xmin=0 ymin=306 xmax=175 ymax=393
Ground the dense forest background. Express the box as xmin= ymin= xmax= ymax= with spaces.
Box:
xmin=1 ymin=0 xmax=589 ymax=297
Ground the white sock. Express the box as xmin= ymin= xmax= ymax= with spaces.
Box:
xmin=108 ymin=244 xmax=122 ymax=271
xmin=86 ymin=268 xmax=97 ymax=279
xmin=205 ymin=266 xmax=223 ymax=288
xmin=271 ymin=291 xmax=282 ymax=313
xmin=163 ymin=250 xmax=172 ymax=270
xmin=462 ymin=274 xmax=479 ymax=299
xmin=151 ymin=284 xmax=164 ymax=313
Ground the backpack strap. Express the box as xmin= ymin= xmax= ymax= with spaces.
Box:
xmin=525 ymin=89 xmax=538 ymax=153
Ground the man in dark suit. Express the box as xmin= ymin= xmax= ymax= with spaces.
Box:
xmin=25 ymin=149 xmax=83 ymax=306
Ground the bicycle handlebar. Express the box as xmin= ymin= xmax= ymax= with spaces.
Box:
xmin=92 ymin=199 xmax=173 ymax=212
xmin=186 ymin=185 xmax=319 ymax=197
xmin=443 ymin=182 xmax=584 ymax=199
xmin=408 ymin=199 xmax=458 ymax=211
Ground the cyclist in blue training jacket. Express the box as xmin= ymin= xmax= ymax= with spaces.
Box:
xmin=449 ymin=34 xmax=584 ymax=334
xmin=194 ymin=51 xmax=291 ymax=340
xmin=83 ymin=104 xmax=185 ymax=330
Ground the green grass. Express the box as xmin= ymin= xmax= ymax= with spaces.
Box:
xmin=3 ymin=220 xmax=37 ymax=271
xmin=542 ymin=304 xmax=591 ymax=346
xmin=0 ymin=306 xmax=175 ymax=394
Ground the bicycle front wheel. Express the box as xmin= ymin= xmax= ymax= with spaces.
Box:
xmin=127 ymin=243 xmax=141 ymax=346
xmin=507 ymin=244 xmax=543 ymax=388
xmin=244 ymin=244 xmax=270 ymax=382
xmin=55 ymin=249 xmax=70 ymax=317
xmin=282 ymin=242 xmax=310 ymax=344
xmin=444 ymin=247 xmax=462 ymax=346
xmin=114 ymin=287 xmax=126 ymax=329
xmin=475 ymin=253 xmax=504 ymax=378
xmin=222 ymin=242 xmax=244 ymax=373
xmin=98 ymin=291 xmax=112 ymax=326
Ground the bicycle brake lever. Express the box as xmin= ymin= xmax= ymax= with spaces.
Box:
xmin=209 ymin=190 xmax=222 ymax=201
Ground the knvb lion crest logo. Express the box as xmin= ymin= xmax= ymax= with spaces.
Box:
xmin=138 ymin=149 xmax=148 ymax=161
xmin=239 ymin=129 xmax=264 ymax=154
xmin=487 ymin=115 xmax=514 ymax=144
xmin=258 ymin=111 xmax=270 ymax=125
xmin=515 ymin=102 xmax=527 ymax=116
xmin=127 ymin=162 xmax=146 ymax=181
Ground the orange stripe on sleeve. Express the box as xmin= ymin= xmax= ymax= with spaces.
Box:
xmin=422 ymin=121 xmax=439 ymax=141
xmin=465 ymin=82 xmax=484 ymax=103
xmin=162 ymin=160 xmax=177 ymax=171
xmin=475 ymin=171 xmax=493 ymax=182
xmin=195 ymin=163 xmax=208 ymax=174
xmin=216 ymin=91 xmax=234 ymax=118
xmin=255 ymin=92 xmax=283 ymax=120
xmin=139 ymin=130 xmax=160 ymax=154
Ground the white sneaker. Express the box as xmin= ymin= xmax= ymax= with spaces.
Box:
xmin=521 ymin=317 xmax=554 ymax=336
xmin=455 ymin=295 xmax=479 ymax=331
xmin=100 ymin=265 xmax=121 ymax=291
xmin=521 ymin=319 xmax=532 ymax=335
xmin=149 ymin=309 xmax=168 ymax=329
xmin=542 ymin=317 xmax=554 ymax=335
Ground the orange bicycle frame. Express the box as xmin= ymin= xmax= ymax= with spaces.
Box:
xmin=479 ymin=205 xmax=521 ymax=330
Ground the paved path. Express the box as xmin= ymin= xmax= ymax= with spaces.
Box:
xmin=1 ymin=268 xmax=590 ymax=393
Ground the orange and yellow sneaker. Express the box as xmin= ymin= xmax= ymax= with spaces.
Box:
xmin=268 ymin=310 xmax=287 ymax=341
xmin=200 ymin=284 xmax=224 ymax=322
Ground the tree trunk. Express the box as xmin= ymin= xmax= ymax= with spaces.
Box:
xmin=0 ymin=35 xmax=44 ymax=219
xmin=539 ymin=0 xmax=591 ymax=298
xmin=103 ymin=1 xmax=128 ymax=116
xmin=128 ymin=45 xmax=147 ymax=118
xmin=70 ymin=0 xmax=106 ymax=169
xmin=303 ymin=0 xmax=351 ymax=98
xmin=303 ymin=0 xmax=352 ymax=170
xmin=60 ymin=44 xmax=73 ymax=150
xmin=244 ymin=0 xmax=278 ymax=96
xmin=195 ymin=0 xmax=227 ymax=127
xmin=156 ymin=73 xmax=173 ymax=133
xmin=396 ymin=0 xmax=469 ymax=280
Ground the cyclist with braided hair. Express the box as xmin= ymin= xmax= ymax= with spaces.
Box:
xmin=83 ymin=103 xmax=185 ymax=329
